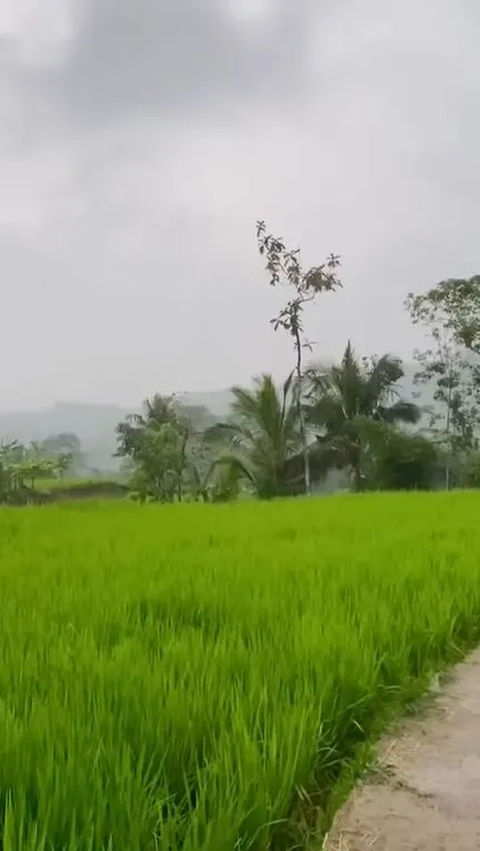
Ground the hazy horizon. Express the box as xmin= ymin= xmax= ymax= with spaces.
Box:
xmin=0 ymin=354 xmax=427 ymax=417
xmin=1 ymin=0 xmax=479 ymax=411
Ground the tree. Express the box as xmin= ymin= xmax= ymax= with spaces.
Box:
xmin=406 ymin=275 xmax=480 ymax=354
xmin=40 ymin=432 xmax=82 ymax=455
xmin=256 ymin=220 xmax=341 ymax=495
xmin=37 ymin=433 xmax=83 ymax=475
xmin=115 ymin=395 xmax=189 ymax=502
xmin=406 ymin=289 xmax=480 ymax=488
xmin=130 ymin=426 xmax=187 ymax=503
xmin=413 ymin=335 xmax=477 ymax=489
xmin=464 ymin=451 xmax=480 ymax=488
xmin=55 ymin=452 xmax=74 ymax=480
xmin=205 ymin=373 xmax=305 ymax=499
xmin=0 ymin=440 xmax=58 ymax=504
xmin=115 ymin=394 xmax=219 ymax=503
xmin=373 ymin=429 xmax=438 ymax=491
xmin=305 ymin=342 xmax=420 ymax=490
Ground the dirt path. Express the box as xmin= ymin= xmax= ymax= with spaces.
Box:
xmin=324 ymin=648 xmax=480 ymax=850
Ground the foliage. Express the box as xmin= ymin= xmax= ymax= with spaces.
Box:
xmin=462 ymin=451 xmax=480 ymax=488
xmin=0 ymin=441 xmax=68 ymax=505
xmin=209 ymin=459 xmax=244 ymax=502
xmin=406 ymin=290 xmax=480 ymax=488
xmin=116 ymin=395 xmax=220 ymax=503
xmin=205 ymin=372 xmax=304 ymax=499
xmin=38 ymin=431 xmax=82 ymax=456
xmin=413 ymin=336 xmax=478 ymax=450
xmin=1 ymin=494 xmax=480 ymax=847
xmin=406 ymin=274 xmax=480 ymax=354
xmin=372 ymin=429 xmax=438 ymax=491
xmin=256 ymin=220 xmax=341 ymax=493
xmin=32 ymin=432 xmax=83 ymax=475
xmin=115 ymin=395 xmax=189 ymax=502
xmin=305 ymin=342 xmax=421 ymax=490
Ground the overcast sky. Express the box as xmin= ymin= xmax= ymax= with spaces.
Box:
xmin=0 ymin=0 xmax=479 ymax=410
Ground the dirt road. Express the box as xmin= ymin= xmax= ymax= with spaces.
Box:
xmin=324 ymin=648 xmax=480 ymax=850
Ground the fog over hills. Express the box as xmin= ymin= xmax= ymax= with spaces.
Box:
xmin=0 ymin=365 xmax=436 ymax=473
xmin=0 ymin=390 xmax=233 ymax=472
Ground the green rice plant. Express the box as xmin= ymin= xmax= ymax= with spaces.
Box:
xmin=0 ymin=491 xmax=479 ymax=849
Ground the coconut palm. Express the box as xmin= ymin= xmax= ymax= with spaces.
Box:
xmin=205 ymin=372 xmax=306 ymax=499
xmin=306 ymin=341 xmax=421 ymax=490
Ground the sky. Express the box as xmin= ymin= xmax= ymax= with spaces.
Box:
xmin=0 ymin=0 xmax=479 ymax=410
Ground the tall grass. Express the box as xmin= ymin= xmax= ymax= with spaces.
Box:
xmin=0 ymin=492 xmax=479 ymax=849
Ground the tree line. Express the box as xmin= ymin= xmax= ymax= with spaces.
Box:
xmin=1 ymin=222 xmax=479 ymax=506
xmin=114 ymin=222 xmax=480 ymax=503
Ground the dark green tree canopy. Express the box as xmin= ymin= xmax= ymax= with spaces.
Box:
xmin=304 ymin=342 xmax=421 ymax=490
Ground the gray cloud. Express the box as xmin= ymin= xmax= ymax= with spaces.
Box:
xmin=0 ymin=0 xmax=479 ymax=410
xmin=40 ymin=0 xmax=321 ymax=128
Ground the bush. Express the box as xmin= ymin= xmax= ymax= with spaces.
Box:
xmin=372 ymin=431 xmax=438 ymax=491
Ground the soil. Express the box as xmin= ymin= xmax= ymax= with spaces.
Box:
xmin=323 ymin=648 xmax=480 ymax=850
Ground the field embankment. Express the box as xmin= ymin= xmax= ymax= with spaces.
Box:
xmin=34 ymin=476 xmax=129 ymax=502
xmin=0 ymin=492 xmax=479 ymax=849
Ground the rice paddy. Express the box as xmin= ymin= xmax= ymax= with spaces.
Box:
xmin=1 ymin=491 xmax=479 ymax=850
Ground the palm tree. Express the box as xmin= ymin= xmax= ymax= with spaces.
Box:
xmin=205 ymin=373 xmax=305 ymax=499
xmin=306 ymin=341 xmax=421 ymax=490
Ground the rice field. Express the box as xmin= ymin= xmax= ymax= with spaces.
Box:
xmin=1 ymin=491 xmax=480 ymax=850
